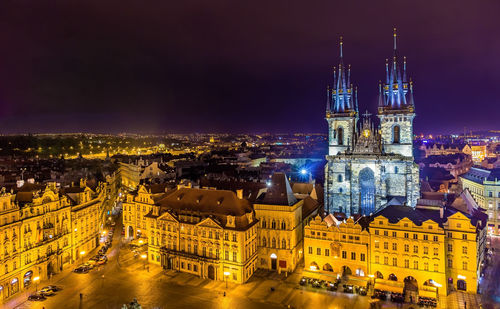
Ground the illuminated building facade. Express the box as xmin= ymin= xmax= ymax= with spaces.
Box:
xmin=304 ymin=192 xmax=486 ymax=298
xmin=125 ymin=187 xmax=258 ymax=284
xmin=460 ymin=167 xmax=500 ymax=235
xmin=325 ymin=31 xmax=419 ymax=216
xmin=254 ymin=173 xmax=319 ymax=274
xmin=0 ymin=180 xmax=110 ymax=302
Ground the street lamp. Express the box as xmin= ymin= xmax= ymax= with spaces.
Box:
xmin=33 ymin=276 xmax=40 ymax=293
xmin=80 ymin=251 xmax=85 ymax=264
xmin=223 ymin=271 xmax=230 ymax=289
xmin=141 ymin=254 xmax=148 ymax=271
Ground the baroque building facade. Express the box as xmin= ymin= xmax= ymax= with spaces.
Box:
xmin=124 ymin=186 xmax=258 ymax=284
xmin=325 ymin=33 xmax=419 ymax=216
xmin=304 ymin=190 xmax=486 ymax=299
xmin=0 ymin=179 xmax=113 ymax=302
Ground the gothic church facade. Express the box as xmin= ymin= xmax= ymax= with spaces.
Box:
xmin=324 ymin=31 xmax=420 ymax=216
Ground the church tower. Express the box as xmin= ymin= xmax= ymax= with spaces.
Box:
xmin=377 ymin=29 xmax=415 ymax=158
xmin=326 ymin=37 xmax=358 ymax=156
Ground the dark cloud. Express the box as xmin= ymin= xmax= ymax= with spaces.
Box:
xmin=0 ymin=0 xmax=498 ymax=134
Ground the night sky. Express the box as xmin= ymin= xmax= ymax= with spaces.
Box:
xmin=0 ymin=1 xmax=499 ymax=134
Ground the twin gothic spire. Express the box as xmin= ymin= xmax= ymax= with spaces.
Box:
xmin=326 ymin=29 xmax=415 ymax=116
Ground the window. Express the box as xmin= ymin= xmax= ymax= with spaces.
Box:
xmin=325 ymin=249 xmax=330 ymax=256
xmin=413 ymin=234 xmax=418 ymax=240
xmin=448 ymin=244 xmax=452 ymax=252
xmin=384 ymin=256 xmax=388 ymax=265
xmin=414 ymin=261 xmax=418 ymax=269
xmin=375 ymin=241 xmax=380 ymax=249
xmin=271 ymin=221 xmax=276 ymax=229
xmin=281 ymin=221 xmax=286 ymax=230
xmin=272 ymin=238 xmax=276 ymax=248
xmin=462 ymin=261 xmax=467 ymax=270
xmin=404 ymin=259 xmax=409 ymax=268
xmin=433 ymin=236 xmax=438 ymax=242
xmin=232 ymin=233 xmax=237 ymax=242
xmin=225 ymin=250 xmax=229 ymax=261
xmin=282 ymin=238 xmax=286 ymax=249
xmin=434 ymin=248 xmax=439 ymax=256
xmin=337 ymin=127 xmax=344 ymax=145
xmin=392 ymin=243 xmax=397 ymax=251
xmin=392 ymin=257 xmax=397 ymax=266
xmin=375 ymin=256 xmax=379 ymax=264
xmin=360 ymin=253 xmax=365 ymax=261
xmin=404 ymin=233 xmax=409 ymax=239
xmin=308 ymin=247 xmax=312 ymax=254
xmin=423 ymin=235 xmax=428 ymax=241
xmin=317 ymin=248 xmax=321 ymax=255
xmin=194 ymin=265 xmax=198 ymax=272
xmin=384 ymin=242 xmax=388 ymax=250
xmin=395 ymin=166 xmax=399 ymax=174
xmin=351 ymin=252 xmax=356 ymax=260
xmin=462 ymin=234 xmax=467 ymax=240
xmin=342 ymin=251 xmax=347 ymax=259
xmin=233 ymin=252 xmax=237 ymax=262
xmin=181 ymin=262 xmax=185 ymax=269
xmin=224 ymin=233 xmax=229 ymax=241
xmin=424 ymin=262 xmax=429 ymax=271
xmin=384 ymin=231 xmax=388 ymax=236
xmin=393 ymin=125 xmax=400 ymax=143
xmin=338 ymin=174 xmax=343 ymax=182
xmin=375 ymin=230 xmax=379 ymax=235
xmin=448 ymin=259 xmax=453 ymax=268
xmin=413 ymin=246 xmax=418 ymax=254
xmin=404 ymin=244 xmax=409 ymax=252
xmin=447 ymin=232 xmax=452 ymax=238
xmin=462 ymin=246 xmax=467 ymax=254
xmin=392 ymin=232 xmax=397 ymax=237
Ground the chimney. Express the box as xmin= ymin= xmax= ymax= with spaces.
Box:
xmin=236 ymin=189 xmax=243 ymax=199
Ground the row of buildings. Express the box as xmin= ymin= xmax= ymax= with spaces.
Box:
xmin=304 ymin=190 xmax=486 ymax=299
xmin=0 ymin=178 xmax=119 ymax=301
xmin=122 ymin=173 xmax=486 ymax=298
xmin=122 ymin=173 xmax=320 ymax=283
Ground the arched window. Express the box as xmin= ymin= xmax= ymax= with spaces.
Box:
xmin=272 ymin=238 xmax=276 ymax=248
xmin=262 ymin=219 xmax=266 ymax=228
xmin=262 ymin=237 xmax=267 ymax=247
xmin=281 ymin=221 xmax=286 ymax=230
xmin=271 ymin=220 xmax=276 ymax=229
xmin=395 ymin=166 xmax=398 ymax=174
xmin=339 ymin=188 xmax=343 ymax=193
xmin=393 ymin=125 xmax=400 ymax=144
xmin=282 ymin=238 xmax=286 ymax=249
xmin=337 ymin=127 xmax=344 ymax=145
xmin=338 ymin=174 xmax=343 ymax=182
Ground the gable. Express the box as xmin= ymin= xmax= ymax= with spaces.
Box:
xmin=196 ymin=217 xmax=223 ymax=229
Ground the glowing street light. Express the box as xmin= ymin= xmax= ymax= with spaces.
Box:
xmin=300 ymin=169 xmax=307 ymax=175
xmin=223 ymin=271 xmax=230 ymax=289
xmin=33 ymin=276 xmax=40 ymax=293
xmin=141 ymin=254 xmax=148 ymax=271
xmin=80 ymin=251 xmax=85 ymax=264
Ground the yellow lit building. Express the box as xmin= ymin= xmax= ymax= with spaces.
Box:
xmin=254 ymin=173 xmax=319 ymax=274
xmin=460 ymin=167 xmax=500 ymax=235
xmin=304 ymin=192 xmax=486 ymax=299
xmin=124 ymin=187 xmax=258 ymax=284
xmin=304 ymin=215 xmax=369 ymax=279
xmin=0 ymin=179 xmax=112 ymax=302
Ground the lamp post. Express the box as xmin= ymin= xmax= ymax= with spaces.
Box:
xmin=80 ymin=251 xmax=85 ymax=264
xmin=33 ymin=276 xmax=40 ymax=293
xmin=223 ymin=271 xmax=230 ymax=289
xmin=141 ymin=254 xmax=147 ymax=271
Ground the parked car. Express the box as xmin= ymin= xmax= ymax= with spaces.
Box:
xmin=74 ymin=266 xmax=89 ymax=273
xmin=39 ymin=287 xmax=55 ymax=296
xmin=44 ymin=285 xmax=61 ymax=292
xmin=326 ymin=282 xmax=338 ymax=291
xmin=28 ymin=293 xmax=46 ymax=301
xmin=299 ymin=277 xmax=307 ymax=286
